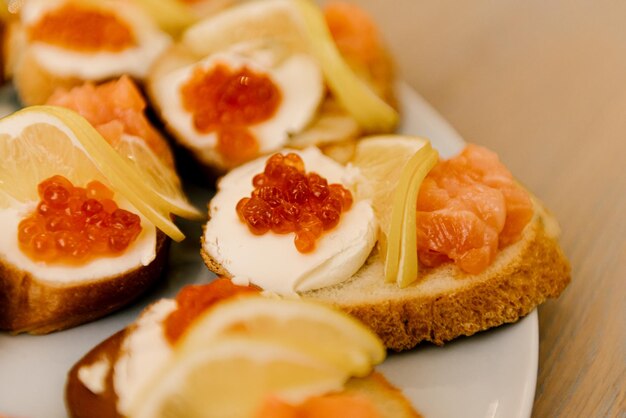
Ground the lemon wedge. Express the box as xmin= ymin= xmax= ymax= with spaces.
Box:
xmin=177 ymin=297 xmax=385 ymax=378
xmin=353 ymin=135 xmax=438 ymax=287
xmin=129 ymin=295 xmax=386 ymax=418
xmin=385 ymin=144 xmax=438 ymax=286
xmin=293 ymin=0 xmax=398 ymax=132
xmin=130 ymin=337 xmax=347 ymax=418
xmin=0 ymin=106 xmax=186 ymax=241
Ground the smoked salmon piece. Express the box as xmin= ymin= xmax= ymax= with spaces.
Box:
xmin=416 ymin=144 xmax=534 ymax=274
xmin=46 ymin=76 xmax=174 ymax=167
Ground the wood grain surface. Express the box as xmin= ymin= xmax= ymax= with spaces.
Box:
xmin=354 ymin=1 xmax=626 ymax=417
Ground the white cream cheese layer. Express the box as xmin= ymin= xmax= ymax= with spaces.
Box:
xmin=203 ymin=147 xmax=378 ymax=295
xmin=0 ymin=200 xmax=157 ymax=284
xmin=22 ymin=0 xmax=171 ymax=79
xmin=152 ymin=42 xmax=324 ymax=168
xmin=113 ymin=299 xmax=176 ymax=415
xmin=77 ymin=356 xmax=110 ymax=395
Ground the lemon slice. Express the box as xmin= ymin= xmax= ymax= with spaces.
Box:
xmin=0 ymin=106 xmax=185 ymax=241
xmin=178 ymin=297 xmax=385 ymax=377
xmin=131 ymin=0 xmax=197 ymax=36
xmin=353 ymin=135 xmax=438 ymax=286
xmin=293 ymin=0 xmax=398 ymax=132
xmin=130 ymin=337 xmax=347 ymax=418
xmin=114 ymin=135 xmax=202 ymax=219
xmin=385 ymin=144 xmax=438 ymax=286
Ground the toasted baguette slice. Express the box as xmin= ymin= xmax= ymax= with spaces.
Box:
xmin=201 ymin=201 xmax=571 ymax=351
xmin=65 ymin=328 xmax=422 ymax=418
xmin=146 ymin=0 xmax=397 ymax=173
xmin=0 ymin=231 xmax=169 ymax=334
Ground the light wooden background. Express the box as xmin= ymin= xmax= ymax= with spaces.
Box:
xmin=355 ymin=1 xmax=626 ymax=417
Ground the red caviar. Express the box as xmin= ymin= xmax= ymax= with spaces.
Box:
xmin=28 ymin=3 xmax=135 ymax=52
xmin=180 ymin=64 xmax=282 ymax=164
xmin=164 ymin=278 xmax=260 ymax=344
xmin=236 ymin=153 xmax=353 ymax=253
xmin=18 ymin=175 xmax=142 ymax=264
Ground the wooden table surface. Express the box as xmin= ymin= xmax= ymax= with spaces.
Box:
xmin=357 ymin=1 xmax=626 ymax=417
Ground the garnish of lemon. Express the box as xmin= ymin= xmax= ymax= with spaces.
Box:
xmin=178 ymin=297 xmax=385 ymax=377
xmin=131 ymin=0 xmax=197 ymax=36
xmin=293 ymin=0 xmax=398 ymax=133
xmin=129 ymin=296 xmax=385 ymax=418
xmin=180 ymin=0 xmax=398 ymax=133
xmin=0 ymin=106 xmax=192 ymax=241
xmin=353 ymin=135 xmax=438 ymax=287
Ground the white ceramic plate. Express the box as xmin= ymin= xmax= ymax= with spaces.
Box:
xmin=0 ymin=84 xmax=537 ymax=418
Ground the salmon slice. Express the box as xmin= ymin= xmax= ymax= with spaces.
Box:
xmin=257 ymin=393 xmax=381 ymax=418
xmin=46 ymin=75 xmax=174 ymax=167
xmin=416 ymin=144 xmax=533 ymax=273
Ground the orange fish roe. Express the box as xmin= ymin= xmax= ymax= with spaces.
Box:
xmin=236 ymin=153 xmax=353 ymax=253
xmin=28 ymin=3 xmax=135 ymax=52
xmin=164 ymin=278 xmax=260 ymax=344
xmin=416 ymin=144 xmax=534 ymax=274
xmin=180 ymin=64 xmax=282 ymax=164
xmin=18 ymin=175 xmax=142 ymax=264
xmin=47 ymin=76 xmax=175 ymax=167
xmin=256 ymin=393 xmax=381 ymax=418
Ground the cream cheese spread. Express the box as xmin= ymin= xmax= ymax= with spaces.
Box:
xmin=113 ymin=299 xmax=176 ymax=415
xmin=202 ymin=147 xmax=378 ymax=294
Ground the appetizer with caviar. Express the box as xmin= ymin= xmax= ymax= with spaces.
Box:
xmin=0 ymin=78 xmax=200 ymax=334
xmin=4 ymin=0 xmax=171 ymax=105
xmin=66 ymin=278 xmax=422 ymax=418
xmin=147 ymin=0 xmax=398 ymax=172
xmin=201 ymin=136 xmax=571 ymax=350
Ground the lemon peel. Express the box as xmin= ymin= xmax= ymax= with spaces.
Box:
xmin=384 ymin=143 xmax=438 ymax=287
xmin=293 ymin=0 xmax=398 ymax=133
xmin=127 ymin=294 xmax=389 ymax=418
xmin=0 ymin=106 xmax=186 ymax=241
xmin=177 ymin=297 xmax=385 ymax=378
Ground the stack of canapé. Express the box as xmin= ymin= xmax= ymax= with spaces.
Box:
xmin=0 ymin=1 xmax=570 ymax=417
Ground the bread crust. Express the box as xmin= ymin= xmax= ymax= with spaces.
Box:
xmin=65 ymin=323 xmax=422 ymax=418
xmin=201 ymin=207 xmax=571 ymax=351
xmin=0 ymin=231 xmax=169 ymax=334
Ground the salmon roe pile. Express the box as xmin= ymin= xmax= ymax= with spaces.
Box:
xmin=28 ymin=4 xmax=135 ymax=52
xmin=236 ymin=153 xmax=353 ymax=253
xmin=18 ymin=175 xmax=142 ymax=264
xmin=164 ymin=278 xmax=260 ymax=344
xmin=180 ymin=64 xmax=282 ymax=164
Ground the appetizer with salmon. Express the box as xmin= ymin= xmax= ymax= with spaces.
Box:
xmin=147 ymin=0 xmax=398 ymax=172
xmin=4 ymin=0 xmax=171 ymax=105
xmin=66 ymin=278 xmax=422 ymax=418
xmin=201 ymin=136 xmax=571 ymax=350
xmin=0 ymin=78 xmax=199 ymax=334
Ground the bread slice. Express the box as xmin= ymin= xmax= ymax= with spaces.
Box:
xmin=65 ymin=326 xmax=423 ymax=418
xmin=201 ymin=202 xmax=571 ymax=351
xmin=0 ymin=231 xmax=169 ymax=334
